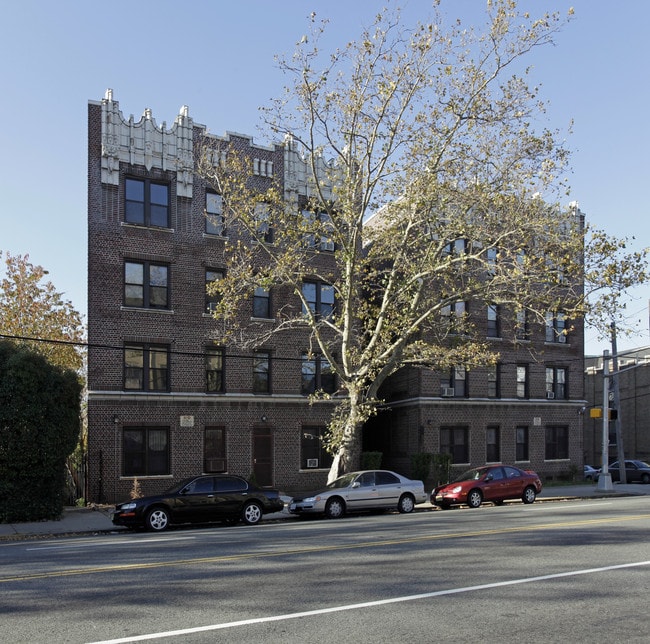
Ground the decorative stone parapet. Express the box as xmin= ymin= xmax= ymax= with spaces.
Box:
xmin=100 ymin=88 xmax=194 ymax=197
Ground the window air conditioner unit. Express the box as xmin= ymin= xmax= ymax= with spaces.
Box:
xmin=306 ymin=459 xmax=319 ymax=468
xmin=546 ymin=392 xmax=555 ymax=399
xmin=441 ymin=387 xmax=455 ymax=397
xmin=205 ymin=458 xmax=226 ymax=472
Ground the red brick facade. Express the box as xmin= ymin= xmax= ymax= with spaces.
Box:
xmin=87 ymin=93 xmax=586 ymax=503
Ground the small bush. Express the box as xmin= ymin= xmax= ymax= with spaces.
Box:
xmin=411 ymin=453 xmax=433 ymax=482
xmin=361 ymin=451 xmax=382 ymax=470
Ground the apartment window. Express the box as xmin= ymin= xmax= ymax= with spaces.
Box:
xmin=205 ymin=269 xmax=224 ymax=314
xmin=123 ymin=427 xmax=169 ymax=476
xmin=516 ymin=365 xmax=528 ymax=399
xmin=545 ymin=311 xmax=568 ymax=343
xmin=206 ymin=346 xmax=225 ymax=393
xmin=124 ymin=261 xmax=169 ymax=309
xmin=487 ymin=364 xmax=500 ymax=398
xmin=205 ymin=192 xmax=225 ymax=236
xmin=487 ymin=304 xmax=500 ymax=338
xmin=546 ymin=366 xmax=567 ymax=400
xmin=301 ymin=353 xmax=336 ymax=395
xmin=253 ymin=351 xmax=270 ymax=393
xmin=486 ymin=247 xmax=498 ymax=275
xmin=302 ymin=281 xmax=335 ymax=318
xmin=440 ymin=366 xmax=467 ymax=398
xmin=302 ymin=209 xmax=335 ymax=251
xmin=253 ymin=287 xmax=271 ymax=318
xmin=204 ymin=427 xmax=227 ymax=473
xmin=441 ymin=301 xmax=467 ymax=334
xmin=486 ymin=426 xmax=500 ymax=463
xmin=443 ymin=238 xmax=468 ymax=256
xmin=124 ymin=343 xmax=169 ymax=391
xmin=440 ymin=426 xmax=469 ymax=464
xmin=255 ymin=203 xmax=273 ymax=243
xmin=515 ymin=309 xmax=530 ymax=341
xmin=125 ymin=178 xmax=169 ymax=227
xmin=301 ymin=426 xmax=333 ymax=470
xmin=545 ymin=425 xmax=569 ymax=460
xmin=516 ymin=426 xmax=529 ymax=461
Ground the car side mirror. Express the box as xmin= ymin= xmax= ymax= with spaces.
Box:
xmin=351 ymin=482 xmax=360 ymax=489
xmin=485 ymin=475 xmax=493 ymax=482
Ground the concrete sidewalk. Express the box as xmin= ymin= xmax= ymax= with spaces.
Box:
xmin=0 ymin=483 xmax=647 ymax=540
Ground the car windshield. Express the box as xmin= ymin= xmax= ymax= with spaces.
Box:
xmin=327 ymin=473 xmax=358 ymax=489
xmin=454 ymin=468 xmax=486 ymax=482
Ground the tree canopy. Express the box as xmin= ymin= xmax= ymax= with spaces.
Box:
xmin=198 ymin=1 xmax=648 ymax=481
xmin=0 ymin=251 xmax=85 ymax=372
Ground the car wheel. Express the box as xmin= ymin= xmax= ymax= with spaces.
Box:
xmin=397 ymin=493 xmax=416 ymax=514
xmin=641 ymin=473 xmax=650 ymax=484
xmin=242 ymin=502 xmax=263 ymax=525
xmin=466 ymin=489 xmax=482 ymax=508
xmin=522 ymin=486 xmax=537 ymax=504
xmin=325 ymin=497 xmax=345 ymax=519
xmin=146 ymin=507 xmax=170 ymax=532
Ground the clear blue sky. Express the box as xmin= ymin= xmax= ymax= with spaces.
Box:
xmin=1 ymin=0 xmax=648 ymax=356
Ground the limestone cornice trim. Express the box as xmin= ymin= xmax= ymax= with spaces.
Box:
xmin=100 ymin=88 xmax=195 ymax=197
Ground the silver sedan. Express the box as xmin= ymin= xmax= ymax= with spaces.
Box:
xmin=288 ymin=469 xmax=427 ymax=518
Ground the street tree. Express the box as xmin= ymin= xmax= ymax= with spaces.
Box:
xmin=0 ymin=251 xmax=85 ymax=372
xmin=198 ymin=2 xmax=647 ymax=481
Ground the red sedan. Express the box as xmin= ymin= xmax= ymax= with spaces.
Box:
xmin=431 ymin=464 xmax=542 ymax=509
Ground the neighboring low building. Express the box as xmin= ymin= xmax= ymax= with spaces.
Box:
xmin=584 ymin=348 xmax=650 ymax=467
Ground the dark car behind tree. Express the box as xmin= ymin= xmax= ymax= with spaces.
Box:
xmin=598 ymin=460 xmax=650 ymax=484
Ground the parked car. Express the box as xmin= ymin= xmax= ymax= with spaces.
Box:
xmin=596 ymin=460 xmax=650 ymax=484
xmin=584 ymin=464 xmax=600 ymax=481
xmin=430 ymin=464 xmax=542 ymax=509
xmin=112 ymin=474 xmax=285 ymax=531
xmin=288 ymin=470 xmax=427 ymax=518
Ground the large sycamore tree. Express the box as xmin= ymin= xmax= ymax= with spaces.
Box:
xmin=198 ymin=1 xmax=648 ymax=481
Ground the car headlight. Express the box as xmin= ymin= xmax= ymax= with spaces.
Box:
xmin=451 ymin=486 xmax=463 ymax=493
xmin=119 ymin=502 xmax=137 ymax=510
xmin=302 ymin=497 xmax=317 ymax=503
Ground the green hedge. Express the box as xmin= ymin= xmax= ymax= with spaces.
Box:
xmin=0 ymin=341 xmax=81 ymax=522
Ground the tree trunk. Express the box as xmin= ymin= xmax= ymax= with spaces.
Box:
xmin=327 ymin=396 xmax=364 ymax=483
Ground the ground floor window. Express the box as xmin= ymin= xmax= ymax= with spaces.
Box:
xmin=516 ymin=426 xmax=529 ymax=461
xmin=204 ymin=426 xmax=227 ymax=472
xmin=486 ymin=425 xmax=500 ymax=462
xmin=301 ymin=426 xmax=333 ymax=470
xmin=440 ymin=426 xmax=469 ymax=464
xmin=545 ymin=425 xmax=569 ymax=460
xmin=123 ymin=427 xmax=169 ymax=476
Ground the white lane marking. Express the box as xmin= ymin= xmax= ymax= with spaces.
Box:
xmin=88 ymin=559 xmax=650 ymax=644
xmin=26 ymin=536 xmax=196 ymax=551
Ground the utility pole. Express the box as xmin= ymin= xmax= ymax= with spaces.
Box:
xmin=610 ymin=322 xmax=626 ymax=483
xmin=597 ymin=350 xmax=613 ymax=491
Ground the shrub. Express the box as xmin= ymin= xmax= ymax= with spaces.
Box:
xmin=411 ymin=453 xmax=433 ymax=482
xmin=361 ymin=451 xmax=382 ymax=470
xmin=0 ymin=341 xmax=81 ymax=522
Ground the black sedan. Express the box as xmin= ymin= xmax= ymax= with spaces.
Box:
xmin=112 ymin=474 xmax=285 ymax=531
xmin=599 ymin=460 xmax=650 ymax=484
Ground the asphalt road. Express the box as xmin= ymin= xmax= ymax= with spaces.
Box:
xmin=1 ymin=496 xmax=649 ymax=643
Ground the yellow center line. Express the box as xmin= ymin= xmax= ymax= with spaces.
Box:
xmin=3 ymin=513 xmax=649 ymax=584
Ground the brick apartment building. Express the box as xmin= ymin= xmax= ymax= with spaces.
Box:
xmin=87 ymin=90 xmax=586 ymax=504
